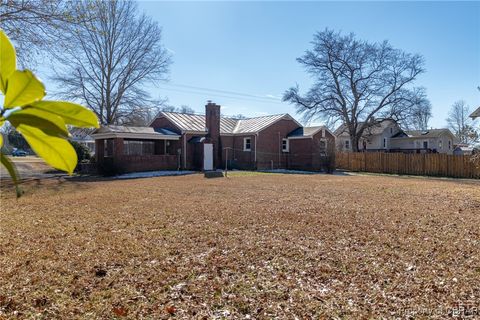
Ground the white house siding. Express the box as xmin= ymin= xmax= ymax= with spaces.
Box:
xmin=391 ymin=133 xmax=455 ymax=154
xmin=336 ymin=122 xmax=401 ymax=152
xmin=390 ymin=138 xmax=416 ymax=150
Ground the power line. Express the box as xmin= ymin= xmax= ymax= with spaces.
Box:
xmin=158 ymin=81 xmax=283 ymax=103
xmin=156 ymin=85 xmax=287 ymax=105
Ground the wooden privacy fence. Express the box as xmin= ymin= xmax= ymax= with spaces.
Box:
xmin=335 ymin=152 xmax=480 ymax=179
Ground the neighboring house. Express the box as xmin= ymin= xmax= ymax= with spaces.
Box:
xmin=335 ymin=119 xmax=402 ymax=152
xmin=453 ymin=144 xmax=476 ymax=156
xmin=470 ymin=106 xmax=480 ymax=119
xmin=390 ymin=129 xmax=457 ymax=154
xmin=92 ymin=101 xmax=335 ymax=173
xmin=334 ymin=119 xmax=457 ymax=154
xmin=70 ymin=128 xmax=96 ymax=154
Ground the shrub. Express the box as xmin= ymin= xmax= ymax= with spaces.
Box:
xmin=69 ymin=141 xmax=91 ymax=162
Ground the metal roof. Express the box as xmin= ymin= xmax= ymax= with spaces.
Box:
xmin=233 ymin=114 xmax=294 ymax=134
xmin=92 ymin=125 xmax=180 ymax=140
xmin=158 ymin=112 xmax=299 ymax=134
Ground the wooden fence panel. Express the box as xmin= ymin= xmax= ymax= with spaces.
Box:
xmin=335 ymin=152 xmax=480 ymax=179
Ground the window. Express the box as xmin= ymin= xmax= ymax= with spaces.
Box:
xmin=438 ymin=140 xmax=443 ymax=149
xmin=282 ymin=139 xmax=289 ymax=152
xmin=243 ymin=137 xmax=251 ymax=151
xmin=448 ymin=140 xmax=451 ymax=150
xmin=123 ymin=140 xmax=154 ymax=155
xmin=383 ymin=138 xmax=387 ymax=148
xmin=423 ymin=141 xmax=428 ymax=149
xmin=390 ymin=128 xmax=393 ymax=134
xmin=345 ymin=140 xmax=350 ymax=149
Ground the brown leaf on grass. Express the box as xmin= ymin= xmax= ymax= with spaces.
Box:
xmin=112 ymin=306 xmax=128 ymax=317
xmin=165 ymin=305 xmax=176 ymax=315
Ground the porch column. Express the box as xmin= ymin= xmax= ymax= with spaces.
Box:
xmin=95 ymin=139 xmax=105 ymax=164
xmin=113 ymin=138 xmax=124 ymax=158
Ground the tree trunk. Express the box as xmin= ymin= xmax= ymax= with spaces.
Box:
xmin=351 ymin=135 xmax=360 ymax=152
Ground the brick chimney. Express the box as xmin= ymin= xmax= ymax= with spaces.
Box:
xmin=205 ymin=101 xmax=221 ymax=168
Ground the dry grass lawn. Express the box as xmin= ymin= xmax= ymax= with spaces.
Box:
xmin=1 ymin=173 xmax=479 ymax=319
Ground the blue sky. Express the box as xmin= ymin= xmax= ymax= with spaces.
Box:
xmin=134 ymin=1 xmax=479 ymax=128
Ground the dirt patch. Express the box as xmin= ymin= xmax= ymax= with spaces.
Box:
xmin=1 ymin=173 xmax=479 ymax=319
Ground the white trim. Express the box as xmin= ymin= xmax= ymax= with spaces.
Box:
xmin=243 ymin=137 xmax=252 ymax=151
xmin=287 ymin=136 xmax=313 ymax=140
xmin=91 ymin=132 xmax=180 ymax=140
xmin=254 ymin=134 xmax=258 ymax=163
xmin=183 ymin=134 xmax=187 ymax=169
xmin=282 ymin=138 xmax=289 ymax=152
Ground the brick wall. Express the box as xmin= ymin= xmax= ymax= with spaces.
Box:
xmin=256 ymin=119 xmax=300 ymax=169
xmin=115 ymin=154 xmax=179 ymax=172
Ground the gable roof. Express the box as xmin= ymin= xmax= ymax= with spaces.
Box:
xmin=157 ymin=112 xmax=301 ymax=135
xmin=334 ymin=119 xmax=398 ymax=136
xmin=470 ymin=106 xmax=480 ymax=119
xmin=287 ymin=126 xmax=329 ymax=138
xmin=401 ymin=129 xmax=455 ymax=139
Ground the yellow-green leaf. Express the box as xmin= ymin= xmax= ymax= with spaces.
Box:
xmin=29 ymin=100 xmax=99 ymax=128
xmin=16 ymin=124 xmax=77 ymax=174
xmin=4 ymin=70 xmax=46 ymax=108
xmin=8 ymin=107 xmax=69 ymax=137
xmin=0 ymin=30 xmax=16 ymax=94
xmin=0 ymin=152 xmax=22 ymax=197
xmin=0 ymin=133 xmax=3 ymax=147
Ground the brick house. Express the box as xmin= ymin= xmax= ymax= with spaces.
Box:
xmin=93 ymin=101 xmax=335 ymax=173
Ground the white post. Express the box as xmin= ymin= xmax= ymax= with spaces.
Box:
xmin=223 ymin=147 xmax=232 ymax=177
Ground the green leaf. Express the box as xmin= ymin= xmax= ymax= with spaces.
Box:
xmin=0 ymin=153 xmax=22 ymax=197
xmin=29 ymin=100 xmax=99 ymax=128
xmin=7 ymin=107 xmax=69 ymax=137
xmin=16 ymin=124 xmax=77 ymax=174
xmin=0 ymin=30 xmax=16 ymax=94
xmin=3 ymin=70 xmax=46 ymax=108
xmin=0 ymin=132 xmax=3 ymax=147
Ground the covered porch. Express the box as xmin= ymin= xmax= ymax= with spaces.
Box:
xmin=92 ymin=126 xmax=181 ymax=174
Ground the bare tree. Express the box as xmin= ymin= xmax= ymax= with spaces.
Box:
xmin=0 ymin=0 xmax=84 ymax=66
xmin=399 ymin=87 xmax=432 ymax=130
xmin=446 ymin=100 xmax=479 ymax=144
xmin=158 ymin=105 xmax=195 ymax=114
xmin=283 ymin=29 xmax=426 ymax=151
xmin=52 ymin=0 xmax=171 ymax=125
xmin=177 ymin=105 xmax=195 ymax=114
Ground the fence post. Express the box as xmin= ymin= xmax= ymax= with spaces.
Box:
xmin=423 ymin=154 xmax=426 ymax=176
xmin=364 ymin=152 xmax=367 ymax=172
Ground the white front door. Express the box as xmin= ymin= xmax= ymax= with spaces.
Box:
xmin=203 ymin=143 xmax=213 ymax=171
